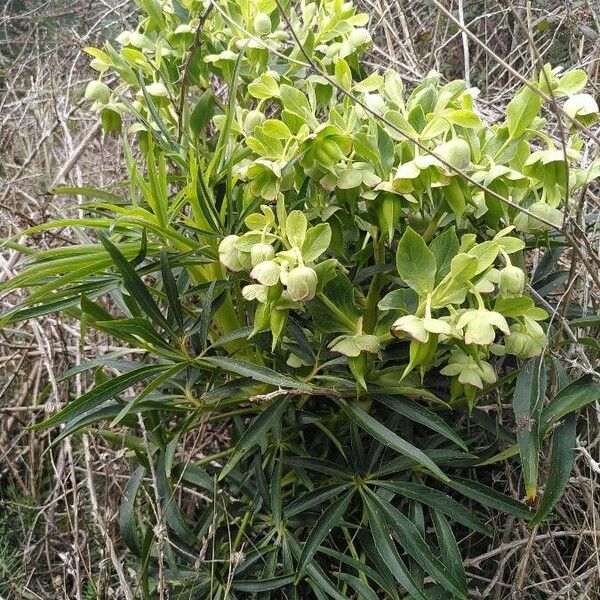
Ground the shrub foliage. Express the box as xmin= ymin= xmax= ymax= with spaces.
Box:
xmin=3 ymin=0 xmax=600 ymax=597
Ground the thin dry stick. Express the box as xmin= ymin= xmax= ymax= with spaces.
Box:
xmin=82 ymin=434 xmax=135 ymax=600
xmin=457 ymin=0 xmax=471 ymax=86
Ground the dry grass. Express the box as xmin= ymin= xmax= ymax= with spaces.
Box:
xmin=0 ymin=1 xmax=599 ymax=598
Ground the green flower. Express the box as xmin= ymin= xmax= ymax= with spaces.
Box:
xmin=85 ymin=81 xmax=111 ymax=104
xmin=250 ymin=260 xmax=281 ymax=286
xmin=253 ymin=12 xmax=271 ymax=36
xmin=457 ymin=309 xmax=510 ymax=345
xmin=250 ymin=242 xmax=275 ymax=267
xmin=329 ymin=334 xmax=380 ymax=357
xmin=513 ymin=202 xmax=563 ymax=233
xmin=440 ymin=351 xmax=496 ymax=389
xmin=505 ymin=317 xmax=546 ymax=358
xmin=498 ymin=265 xmax=525 ymax=298
xmin=391 ymin=314 xmax=452 ymax=343
xmin=286 ymin=265 xmax=318 ymax=301
xmin=242 ymin=284 xmax=268 ymax=303
xmin=219 ymin=235 xmax=244 ymax=272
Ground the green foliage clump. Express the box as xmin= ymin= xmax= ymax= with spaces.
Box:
xmin=3 ymin=0 xmax=600 ymax=597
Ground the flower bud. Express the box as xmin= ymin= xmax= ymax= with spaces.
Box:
xmin=115 ymin=31 xmax=133 ymax=46
xmin=514 ymin=202 xmax=563 ymax=233
xmin=85 ymin=81 xmax=111 ymax=104
xmin=314 ymin=139 xmax=342 ymax=168
xmin=436 ymin=138 xmax=471 ymax=171
xmin=250 ymin=260 xmax=281 ymax=286
xmin=250 ymin=242 xmax=275 ymax=267
xmin=244 ymin=110 xmax=265 ymax=133
xmin=286 ymin=265 xmax=318 ymax=301
xmin=498 ymin=265 xmax=525 ymax=298
xmin=253 ymin=12 xmax=272 ymax=36
xmin=218 ymin=235 xmax=244 ymax=272
xmin=146 ymin=82 xmax=169 ymax=98
xmin=348 ymin=28 xmax=371 ymax=49
xmin=505 ymin=318 xmax=546 ymax=358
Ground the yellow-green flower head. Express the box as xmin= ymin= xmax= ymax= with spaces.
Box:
xmin=250 ymin=242 xmax=275 ymax=267
xmin=440 ymin=351 xmax=497 ymax=389
xmin=286 ymin=266 xmax=318 ymax=302
xmin=329 ymin=334 xmax=380 ymax=357
xmin=457 ymin=309 xmax=510 ymax=345
xmin=391 ymin=314 xmax=452 ymax=343
xmin=250 ymin=260 xmax=281 ymax=287
xmin=85 ymin=81 xmax=111 ymax=104
xmin=253 ymin=12 xmax=272 ymax=36
xmin=218 ymin=235 xmax=244 ymax=272
xmin=505 ymin=317 xmax=546 ymax=358
xmin=514 ymin=202 xmax=563 ymax=233
xmin=498 ymin=265 xmax=525 ymax=298
xmin=242 ymin=284 xmax=268 ymax=303
xmin=244 ymin=110 xmax=265 ymax=134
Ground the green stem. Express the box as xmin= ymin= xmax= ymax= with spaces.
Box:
xmin=317 ymin=293 xmax=357 ymax=332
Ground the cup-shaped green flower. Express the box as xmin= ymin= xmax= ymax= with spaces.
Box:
xmin=505 ymin=317 xmax=546 ymax=358
xmin=286 ymin=265 xmax=318 ymax=301
xmin=253 ymin=12 xmax=272 ymax=36
xmin=329 ymin=334 xmax=380 ymax=357
xmin=250 ymin=260 xmax=281 ymax=287
xmin=457 ymin=308 xmax=510 ymax=345
xmin=244 ymin=109 xmax=265 ymax=134
xmin=391 ymin=314 xmax=452 ymax=343
xmin=219 ymin=235 xmax=244 ymax=272
xmin=85 ymin=81 xmax=111 ymax=104
xmin=250 ymin=242 xmax=275 ymax=267
xmin=513 ymin=202 xmax=563 ymax=233
xmin=242 ymin=284 xmax=268 ymax=303
xmin=498 ymin=265 xmax=525 ymax=298
xmin=440 ymin=351 xmax=496 ymax=389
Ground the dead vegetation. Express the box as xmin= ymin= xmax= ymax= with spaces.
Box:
xmin=1 ymin=1 xmax=599 ymax=598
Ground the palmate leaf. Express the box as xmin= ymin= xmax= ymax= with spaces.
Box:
xmin=119 ymin=466 xmax=146 ymax=555
xmin=541 ymin=375 xmax=600 ymax=435
xmin=199 ymin=356 xmax=310 ymax=390
xmin=431 ymin=509 xmax=467 ymax=592
xmin=361 ymin=491 xmax=429 ymax=600
xmin=285 ymin=484 xmax=351 ymax=519
xmin=446 ymin=477 xmax=532 ymax=521
xmin=335 ymin=398 xmax=449 ymax=482
xmin=369 ymin=490 xmax=468 ymax=599
xmin=219 ymin=396 xmax=290 ymax=480
xmin=376 ymin=395 xmax=468 ymax=451
xmin=375 ymin=480 xmax=491 ymax=536
xmin=296 ymin=491 xmax=354 ymax=579
xmin=99 ymin=232 xmax=174 ymax=335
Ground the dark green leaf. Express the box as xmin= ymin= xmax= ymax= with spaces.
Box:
xmin=531 ymin=414 xmax=577 ymax=526
xmin=219 ymin=397 xmax=290 ymax=480
xmin=376 ymin=481 xmax=490 ymax=536
xmin=297 ymin=492 xmax=353 ymax=578
xmin=31 ymin=364 xmax=169 ymax=431
xmin=513 ymin=358 xmax=546 ymax=500
xmin=335 ymin=398 xmax=449 ymax=482
xmin=99 ymin=233 xmax=173 ymax=334
xmin=377 ymin=395 xmax=467 ymax=451
xmin=200 ymin=356 xmax=310 ymax=390
xmin=541 ymin=376 xmax=600 ymax=435
xmin=446 ymin=477 xmax=532 ymax=520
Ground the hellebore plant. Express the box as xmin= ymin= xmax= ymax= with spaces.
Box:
xmin=3 ymin=0 xmax=600 ymax=597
